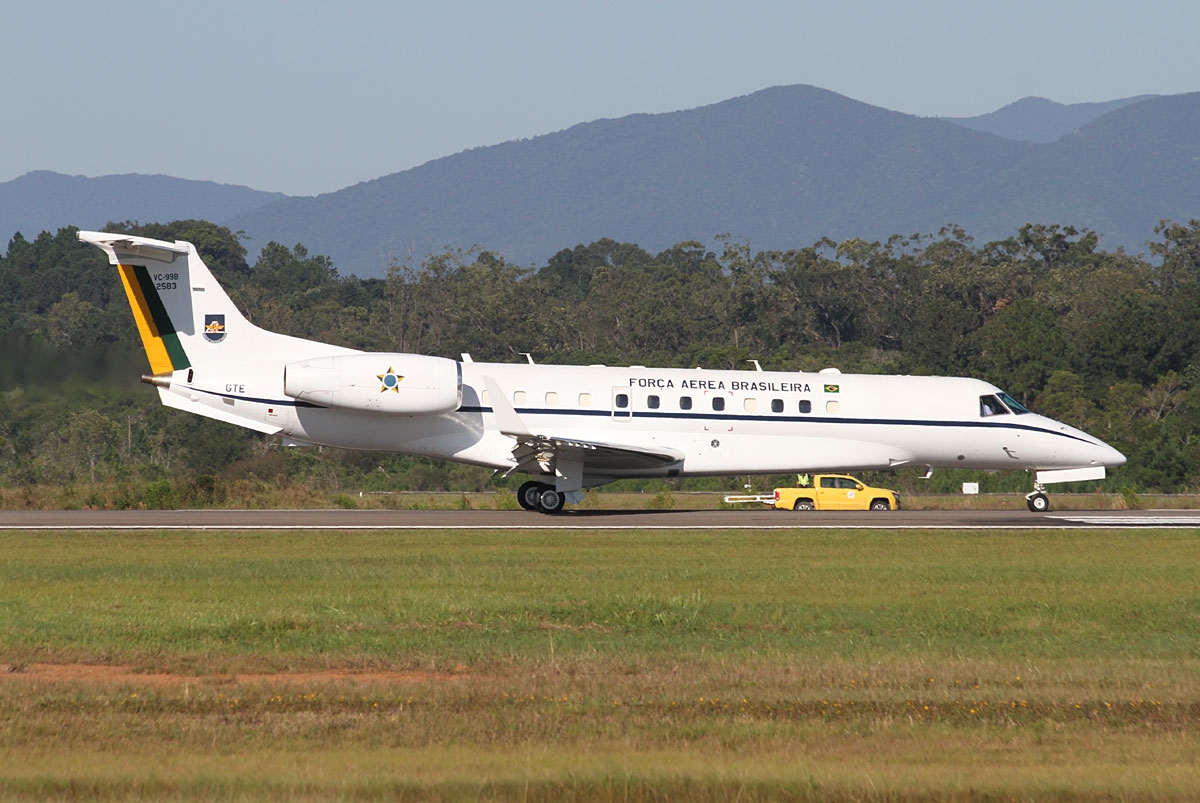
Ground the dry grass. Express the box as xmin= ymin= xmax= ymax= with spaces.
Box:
xmin=1 ymin=526 xmax=1198 ymax=800
xmin=3 ymin=656 xmax=1198 ymax=801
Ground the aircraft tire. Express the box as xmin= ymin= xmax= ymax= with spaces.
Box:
xmin=538 ymin=488 xmax=566 ymax=514
xmin=517 ymin=481 xmax=546 ymax=511
xmin=1026 ymin=492 xmax=1050 ymax=513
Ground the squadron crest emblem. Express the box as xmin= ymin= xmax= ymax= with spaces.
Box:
xmin=204 ymin=314 xmax=226 ymax=343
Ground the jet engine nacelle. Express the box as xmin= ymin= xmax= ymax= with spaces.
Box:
xmin=284 ymin=353 xmax=461 ymax=415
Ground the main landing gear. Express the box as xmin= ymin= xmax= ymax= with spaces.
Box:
xmin=517 ymin=480 xmax=566 ymax=514
xmin=1025 ymin=482 xmax=1051 ymax=513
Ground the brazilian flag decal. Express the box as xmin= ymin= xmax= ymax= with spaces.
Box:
xmin=823 ymin=384 xmax=840 ymax=393
xmin=117 ymin=263 xmax=191 ymax=374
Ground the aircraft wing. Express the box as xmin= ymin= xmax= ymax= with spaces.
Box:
xmin=506 ymin=433 xmax=685 ymax=475
xmin=483 ymin=375 xmax=683 ymax=477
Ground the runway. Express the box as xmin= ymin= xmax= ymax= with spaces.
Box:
xmin=3 ymin=508 xmax=1200 ymax=529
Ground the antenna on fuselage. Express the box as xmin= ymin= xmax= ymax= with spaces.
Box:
xmin=747 ymin=360 xmax=763 ymax=372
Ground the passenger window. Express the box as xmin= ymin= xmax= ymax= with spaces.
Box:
xmin=771 ymin=399 xmax=784 ymax=413
xmin=979 ymin=394 xmax=1008 ymax=417
xmin=712 ymin=397 xmax=725 ymax=411
xmin=648 ymin=395 xmax=660 ymax=409
xmin=798 ymin=400 xmax=812 ymax=413
xmin=615 ymin=393 xmax=629 ymax=409
xmin=513 ymin=390 xmax=527 ymax=405
xmin=820 ymin=477 xmax=837 ymax=488
xmin=826 ymin=400 xmax=839 ymax=415
xmin=545 ymin=391 xmax=559 ymax=406
xmin=744 ymin=398 xmax=758 ymax=412
xmin=578 ymin=392 xmax=592 ymax=407
xmin=680 ymin=396 xmax=693 ymax=410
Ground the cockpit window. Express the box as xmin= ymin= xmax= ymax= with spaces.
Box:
xmin=979 ymin=394 xmax=1008 ymax=417
xmin=996 ymin=391 xmax=1030 ymax=414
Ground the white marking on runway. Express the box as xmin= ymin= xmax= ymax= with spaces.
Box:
xmin=1048 ymin=515 xmax=1200 ymax=527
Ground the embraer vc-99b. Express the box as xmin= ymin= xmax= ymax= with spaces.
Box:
xmin=79 ymin=231 xmax=1125 ymax=513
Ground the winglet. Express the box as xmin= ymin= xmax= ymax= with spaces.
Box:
xmin=483 ymin=375 xmax=532 ymax=437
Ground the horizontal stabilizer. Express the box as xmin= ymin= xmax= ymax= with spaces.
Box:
xmin=77 ymin=231 xmax=190 ymax=263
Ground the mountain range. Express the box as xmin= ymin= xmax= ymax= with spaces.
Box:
xmin=0 ymin=171 xmax=283 ymax=244
xmin=943 ymin=94 xmax=1157 ymax=143
xmin=3 ymin=86 xmax=1197 ymax=277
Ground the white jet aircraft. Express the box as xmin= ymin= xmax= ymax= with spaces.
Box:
xmin=79 ymin=231 xmax=1126 ymax=513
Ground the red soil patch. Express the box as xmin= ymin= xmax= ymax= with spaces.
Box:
xmin=2 ymin=662 xmax=466 ymax=687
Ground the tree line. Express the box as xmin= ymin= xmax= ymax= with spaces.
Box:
xmin=2 ymin=218 xmax=1199 ymax=502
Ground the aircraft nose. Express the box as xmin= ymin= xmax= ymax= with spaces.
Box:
xmin=1072 ymin=430 xmax=1125 ymax=468
xmin=1098 ymin=441 xmax=1126 ymax=468
xmin=1044 ymin=416 xmax=1125 ymax=468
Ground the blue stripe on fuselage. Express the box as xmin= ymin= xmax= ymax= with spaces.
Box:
xmin=458 ymin=406 xmax=1099 ymax=446
xmin=184 ymin=390 xmax=1099 ymax=448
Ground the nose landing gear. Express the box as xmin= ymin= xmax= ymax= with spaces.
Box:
xmin=1025 ymin=483 xmax=1050 ymax=512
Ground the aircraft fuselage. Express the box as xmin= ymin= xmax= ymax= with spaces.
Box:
xmin=165 ymin=359 xmax=1122 ymax=485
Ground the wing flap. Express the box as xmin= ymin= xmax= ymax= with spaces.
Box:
xmin=504 ymin=433 xmax=684 ymax=476
xmin=543 ymin=436 xmax=683 ymax=472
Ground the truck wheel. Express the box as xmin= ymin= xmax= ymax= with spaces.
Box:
xmin=869 ymin=499 xmax=892 ymax=511
xmin=793 ymin=499 xmax=815 ymax=511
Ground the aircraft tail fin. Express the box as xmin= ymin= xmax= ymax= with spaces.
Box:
xmin=78 ymin=231 xmax=345 ymax=374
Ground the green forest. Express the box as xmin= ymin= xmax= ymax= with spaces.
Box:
xmin=2 ymin=218 xmax=1199 ymax=507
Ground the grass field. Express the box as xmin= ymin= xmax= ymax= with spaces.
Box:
xmin=1 ymin=526 xmax=1198 ymax=800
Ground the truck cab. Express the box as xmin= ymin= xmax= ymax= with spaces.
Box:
xmin=773 ymin=474 xmax=900 ymax=511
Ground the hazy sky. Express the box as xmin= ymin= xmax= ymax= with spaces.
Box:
xmin=6 ymin=0 xmax=1197 ymax=196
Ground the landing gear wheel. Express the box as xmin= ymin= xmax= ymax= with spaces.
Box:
xmin=1026 ymin=492 xmax=1050 ymax=513
xmin=517 ymin=481 xmax=546 ymax=511
xmin=537 ymin=488 xmax=566 ymax=514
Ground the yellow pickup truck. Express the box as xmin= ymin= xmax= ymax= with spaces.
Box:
xmin=773 ymin=474 xmax=900 ymax=511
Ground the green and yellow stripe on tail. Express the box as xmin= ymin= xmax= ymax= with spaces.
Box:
xmin=117 ymin=263 xmax=191 ymax=374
